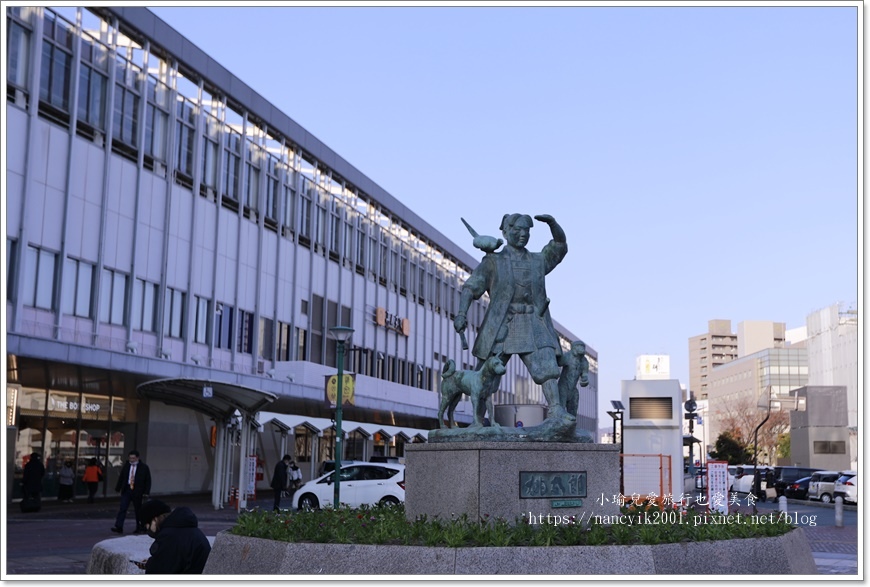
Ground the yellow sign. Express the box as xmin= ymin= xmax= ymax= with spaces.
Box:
xmin=325 ymin=374 xmax=355 ymax=406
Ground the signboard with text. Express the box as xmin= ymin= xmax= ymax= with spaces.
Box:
xmin=706 ymin=460 xmax=729 ymax=515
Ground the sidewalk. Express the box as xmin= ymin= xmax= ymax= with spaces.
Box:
xmin=2 ymin=493 xmax=860 ymax=576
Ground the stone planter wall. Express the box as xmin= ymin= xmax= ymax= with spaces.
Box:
xmin=202 ymin=527 xmax=817 ymax=575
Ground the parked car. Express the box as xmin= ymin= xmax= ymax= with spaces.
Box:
xmin=730 ymin=465 xmax=774 ymax=494
xmin=771 ymin=466 xmax=823 ymax=497
xmin=293 ymin=463 xmax=405 ymax=510
xmin=807 ymin=470 xmax=841 ymax=503
xmin=783 ymin=476 xmax=812 ymax=500
xmin=833 ymin=471 xmax=858 ymax=504
xmin=318 ymin=460 xmax=364 ymax=477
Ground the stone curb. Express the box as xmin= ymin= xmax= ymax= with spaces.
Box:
xmin=200 ymin=527 xmax=816 ymax=575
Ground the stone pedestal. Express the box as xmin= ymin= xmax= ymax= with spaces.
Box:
xmin=405 ymin=442 xmax=620 ymax=524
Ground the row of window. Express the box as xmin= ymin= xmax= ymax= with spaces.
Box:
xmin=7 ymin=7 xmax=471 ymax=321
xmin=8 ymin=241 xmax=447 ymax=392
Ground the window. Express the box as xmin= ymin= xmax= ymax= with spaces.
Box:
xmin=77 ymin=33 xmax=108 ymax=132
xmin=39 ymin=9 xmax=73 ymax=115
xmin=7 ymin=10 xmax=32 ymax=102
xmin=277 ymin=321 xmax=292 ymax=361
xmin=215 ymin=304 xmax=234 ymax=350
xmin=223 ymin=129 xmax=241 ymax=202
xmin=6 ymin=239 xmax=18 ymax=301
xmin=175 ymin=96 xmax=196 ymax=178
xmin=131 ymin=278 xmax=158 ymax=332
xmin=282 ymin=184 xmax=296 ymax=233
xmin=813 ymin=441 xmax=846 ymax=455
xmin=99 ymin=268 xmax=128 ymax=325
xmin=237 ymin=310 xmax=254 ymax=354
xmin=258 ymin=317 xmax=274 ymax=360
xmin=245 ymin=143 xmax=261 ymax=213
xmin=112 ymin=57 xmax=141 ymax=150
xmin=163 ymin=287 xmax=185 ymax=338
xmin=144 ymin=75 xmax=170 ymax=163
xmin=298 ymin=190 xmax=311 ymax=240
xmin=23 ymin=245 xmax=57 ymax=310
xmin=62 ymin=258 xmax=94 ymax=318
xmin=264 ymin=154 xmax=280 ymax=222
xmin=329 ymin=201 xmax=341 ymax=256
xmin=193 ymin=296 xmax=210 ymax=344
xmin=295 ymin=327 xmax=307 ymax=361
xmin=201 ymin=113 xmax=220 ymax=195
xmin=356 ymin=222 xmax=367 ymax=268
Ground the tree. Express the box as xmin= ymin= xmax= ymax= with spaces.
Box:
xmin=714 ymin=396 xmax=790 ymax=465
xmin=776 ymin=432 xmax=791 ymax=460
xmin=710 ymin=431 xmax=750 ymax=465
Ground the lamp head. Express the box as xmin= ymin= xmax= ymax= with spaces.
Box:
xmin=328 ymin=325 xmax=355 ymax=344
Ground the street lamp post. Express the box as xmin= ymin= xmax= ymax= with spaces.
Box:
xmin=609 ymin=400 xmax=625 ymax=495
xmin=328 ymin=325 xmax=354 ymax=509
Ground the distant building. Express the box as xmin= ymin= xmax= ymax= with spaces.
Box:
xmin=688 ymin=319 xmax=786 ymax=401
xmin=704 ymin=347 xmax=808 ymax=453
xmin=688 ymin=320 xmax=738 ymax=400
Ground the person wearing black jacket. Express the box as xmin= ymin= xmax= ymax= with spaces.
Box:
xmin=270 ymin=454 xmax=292 ymax=512
xmin=111 ymin=449 xmax=152 ymax=534
xmin=21 ymin=453 xmax=46 ymax=511
xmin=135 ymin=499 xmax=211 ymax=574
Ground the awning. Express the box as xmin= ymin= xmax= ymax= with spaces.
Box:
xmin=137 ymin=378 xmax=277 ymax=421
xmin=259 ymin=411 xmax=429 ymax=441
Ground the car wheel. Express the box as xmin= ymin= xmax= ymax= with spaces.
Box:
xmin=379 ymin=495 xmax=400 ymax=506
xmin=821 ymin=493 xmax=832 ymax=504
xmin=299 ymin=493 xmax=320 ymax=511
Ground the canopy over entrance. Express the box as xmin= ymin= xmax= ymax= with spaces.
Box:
xmin=137 ymin=378 xmax=277 ymax=510
xmin=137 ymin=378 xmax=276 ymax=421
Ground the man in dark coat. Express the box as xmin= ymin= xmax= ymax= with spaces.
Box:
xmin=111 ymin=449 xmax=152 ymax=534
xmin=22 ymin=453 xmax=46 ymax=501
xmin=271 ymin=454 xmax=292 ymax=512
xmin=136 ymin=499 xmax=211 ymax=574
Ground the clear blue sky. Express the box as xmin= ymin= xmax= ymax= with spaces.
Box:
xmin=148 ymin=3 xmax=860 ymax=426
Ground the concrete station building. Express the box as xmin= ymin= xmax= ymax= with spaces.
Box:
xmin=4 ymin=6 xmax=597 ymax=507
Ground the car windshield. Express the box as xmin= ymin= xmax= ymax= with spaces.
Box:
xmin=836 ymin=475 xmax=854 ymax=484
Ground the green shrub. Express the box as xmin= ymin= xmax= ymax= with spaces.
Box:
xmin=228 ymin=503 xmax=795 ymax=547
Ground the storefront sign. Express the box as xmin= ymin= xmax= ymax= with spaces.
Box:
xmin=375 ymin=307 xmax=411 ymax=336
xmin=520 ymin=471 xmax=587 ymax=499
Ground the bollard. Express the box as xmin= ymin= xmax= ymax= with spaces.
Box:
xmin=778 ymin=495 xmax=787 ymax=514
xmin=835 ymin=496 xmax=844 ymax=527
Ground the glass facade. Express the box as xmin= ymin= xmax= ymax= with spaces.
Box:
xmin=7 ymin=358 xmax=140 ymax=500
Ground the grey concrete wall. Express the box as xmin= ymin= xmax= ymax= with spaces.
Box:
xmin=404 ymin=442 xmax=620 ymax=524
xmin=201 ymin=528 xmax=817 ymax=575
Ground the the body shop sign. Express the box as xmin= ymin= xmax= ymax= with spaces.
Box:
xmin=48 ymin=393 xmax=102 ymax=416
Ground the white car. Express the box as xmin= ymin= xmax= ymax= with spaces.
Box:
xmin=292 ymin=463 xmax=405 ymax=510
xmin=833 ymin=471 xmax=857 ymax=504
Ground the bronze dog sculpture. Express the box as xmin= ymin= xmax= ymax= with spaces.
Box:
xmin=438 ymin=356 xmax=506 ymax=428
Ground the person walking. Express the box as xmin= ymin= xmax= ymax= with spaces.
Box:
xmin=58 ymin=460 xmax=75 ymax=502
xmin=82 ymin=458 xmax=103 ymax=503
xmin=111 ymin=449 xmax=152 ymax=534
xmin=21 ymin=453 xmax=46 ymax=512
xmin=131 ymin=499 xmax=212 ymax=574
xmin=271 ymin=454 xmax=292 ymax=512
